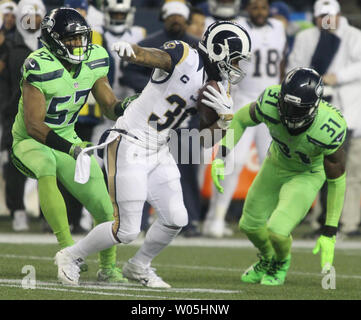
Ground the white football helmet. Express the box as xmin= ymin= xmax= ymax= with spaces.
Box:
xmin=198 ymin=20 xmax=251 ymax=84
xmin=208 ymin=0 xmax=241 ymax=19
xmin=103 ymin=0 xmax=135 ymax=33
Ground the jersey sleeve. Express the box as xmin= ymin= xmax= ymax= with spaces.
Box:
xmin=21 ymin=53 xmax=64 ymax=94
xmin=159 ymin=40 xmax=190 ymax=70
xmin=308 ymin=102 xmax=347 ymax=156
xmin=254 ymin=85 xmax=282 ymax=125
xmin=84 ymin=44 xmax=110 ymax=80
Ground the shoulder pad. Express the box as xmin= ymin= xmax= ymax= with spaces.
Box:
xmin=307 ymin=101 xmax=347 ymax=152
xmin=256 ymin=85 xmax=281 ymax=124
xmin=160 ymin=41 xmax=189 ymax=67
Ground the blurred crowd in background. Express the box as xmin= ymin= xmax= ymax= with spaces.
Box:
xmin=1 ymin=0 xmax=361 ymax=240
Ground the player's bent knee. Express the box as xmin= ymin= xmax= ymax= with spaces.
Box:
xmin=167 ymin=207 xmax=188 ymax=228
xmin=239 ymin=212 xmax=267 ymax=232
xmin=116 ymin=230 xmax=140 ymax=244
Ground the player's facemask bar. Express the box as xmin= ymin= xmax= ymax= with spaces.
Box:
xmin=278 ymin=94 xmax=319 ymax=130
xmin=210 ymin=38 xmax=251 ymax=85
xmin=60 ymin=29 xmax=92 ymax=64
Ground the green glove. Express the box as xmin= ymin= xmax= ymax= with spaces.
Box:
xmin=122 ymin=93 xmax=140 ymax=109
xmin=312 ymin=235 xmax=336 ymax=270
xmin=69 ymin=141 xmax=93 ymax=160
xmin=211 ymin=158 xmax=225 ymax=193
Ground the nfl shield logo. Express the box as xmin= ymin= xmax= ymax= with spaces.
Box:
xmin=74 ymin=83 xmax=79 ymax=88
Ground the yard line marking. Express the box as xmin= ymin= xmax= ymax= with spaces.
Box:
xmin=0 ymin=279 xmax=241 ymax=296
xmin=1 ymin=254 xmax=361 ymax=281
xmin=0 ymin=282 xmax=190 ymax=300
xmin=1 ymin=233 xmax=361 ymax=249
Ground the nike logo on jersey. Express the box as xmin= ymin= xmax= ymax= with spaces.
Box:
xmin=29 ymin=61 xmax=35 ymax=68
xmin=310 ymin=170 xmax=320 ymax=173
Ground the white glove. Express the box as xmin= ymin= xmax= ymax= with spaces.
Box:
xmin=201 ymin=82 xmax=233 ymax=129
xmin=111 ymin=41 xmax=136 ymax=59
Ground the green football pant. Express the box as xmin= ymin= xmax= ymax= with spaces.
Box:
xmin=12 ymin=138 xmax=116 ymax=268
xmin=239 ymin=156 xmax=325 ymax=257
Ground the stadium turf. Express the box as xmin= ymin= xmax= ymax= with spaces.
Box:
xmin=0 ymin=241 xmax=360 ymax=300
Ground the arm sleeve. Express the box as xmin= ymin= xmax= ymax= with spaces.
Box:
xmin=220 ymin=103 xmax=259 ymax=151
xmin=326 ymin=172 xmax=346 ymax=227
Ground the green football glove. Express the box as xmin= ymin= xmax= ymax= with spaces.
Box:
xmin=211 ymin=158 xmax=225 ymax=193
xmin=122 ymin=93 xmax=140 ymax=109
xmin=69 ymin=141 xmax=93 ymax=160
xmin=312 ymin=235 xmax=336 ymax=270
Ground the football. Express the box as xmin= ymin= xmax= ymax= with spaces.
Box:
xmin=197 ymin=80 xmax=220 ymax=127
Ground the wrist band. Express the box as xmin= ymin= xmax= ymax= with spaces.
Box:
xmin=45 ymin=130 xmax=73 ymax=154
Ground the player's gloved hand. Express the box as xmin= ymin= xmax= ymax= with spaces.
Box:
xmin=111 ymin=41 xmax=136 ymax=59
xmin=211 ymin=158 xmax=225 ymax=193
xmin=201 ymin=81 xmax=233 ymax=119
xmin=312 ymin=235 xmax=336 ymax=270
xmin=69 ymin=141 xmax=93 ymax=160
xmin=122 ymin=93 xmax=140 ymax=109
xmin=201 ymin=82 xmax=233 ymax=129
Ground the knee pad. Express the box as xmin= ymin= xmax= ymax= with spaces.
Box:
xmin=239 ymin=211 xmax=265 ymax=233
xmin=115 ymin=230 xmax=140 ymax=244
xmin=166 ymin=205 xmax=188 ymax=228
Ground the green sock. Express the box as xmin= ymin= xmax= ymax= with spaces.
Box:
xmin=269 ymin=231 xmax=292 ymax=261
xmin=241 ymin=225 xmax=274 ymax=260
xmin=38 ymin=176 xmax=74 ymax=249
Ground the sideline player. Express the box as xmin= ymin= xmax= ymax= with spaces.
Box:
xmin=11 ymin=8 xmax=130 ymax=283
xmin=211 ymin=68 xmax=346 ymax=285
xmin=55 ymin=20 xmax=252 ymax=288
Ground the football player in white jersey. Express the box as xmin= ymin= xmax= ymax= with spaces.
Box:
xmin=203 ymin=0 xmax=287 ymax=238
xmin=55 ymin=21 xmax=252 ymax=288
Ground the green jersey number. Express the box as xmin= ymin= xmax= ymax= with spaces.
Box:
xmin=45 ymin=89 xmax=91 ymax=126
xmin=272 ymin=136 xmax=311 ymax=164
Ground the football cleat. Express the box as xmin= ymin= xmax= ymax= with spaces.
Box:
xmin=97 ymin=265 xmax=128 ymax=284
xmin=54 ymin=249 xmax=82 ymax=286
xmin=202 ymin=219 xmax=225 ymax=238
xmin=12 ymin=210 xmax=29 ymax=232
xmin=122 ymin=260 xmax=171 ymax=288
xmin=260 ymin=255 xmax=291 ymax=286
xmin=241 ymin=254 xmax=272 ymax=283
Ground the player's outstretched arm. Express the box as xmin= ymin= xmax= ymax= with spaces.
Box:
xmin=313 ymin=145 xmax=346 ymax=269
xmin=204 ymin=101 xmax=259 ymax=148
xmin=210 ymin=102 xmax=259 ymax=193
xmin=91 ymin=76 xmax=119 ymax=121
xmin=112 ymin=41 xmax=172 ymax=73
xmin=92 ymin=76 xmax=140 ymax=121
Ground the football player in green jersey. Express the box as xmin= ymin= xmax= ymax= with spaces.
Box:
xmin=207 ymin=67 xmax=346 ymax=286
xmin=11 ymin=8 xmax=131 ymax=284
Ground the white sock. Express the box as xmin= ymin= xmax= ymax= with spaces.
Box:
xmin=130 ymin=219 xmax=181 ymax=267
xmin=67 ymin=221 xmax=118 ymax=259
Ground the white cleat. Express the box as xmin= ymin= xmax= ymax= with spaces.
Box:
xmin=202 ymin=219 xmax=225 ymax=238
xmin=122 ymin=261 xmax=171 ymax=289
xmin=54 ymin=249 xmax=81 ymax=286
xmin=12 ymin=210 xmax=29 ymax=232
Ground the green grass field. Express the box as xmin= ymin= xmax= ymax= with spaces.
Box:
xmin=0 ymin=239 xmax=360 ymax=300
